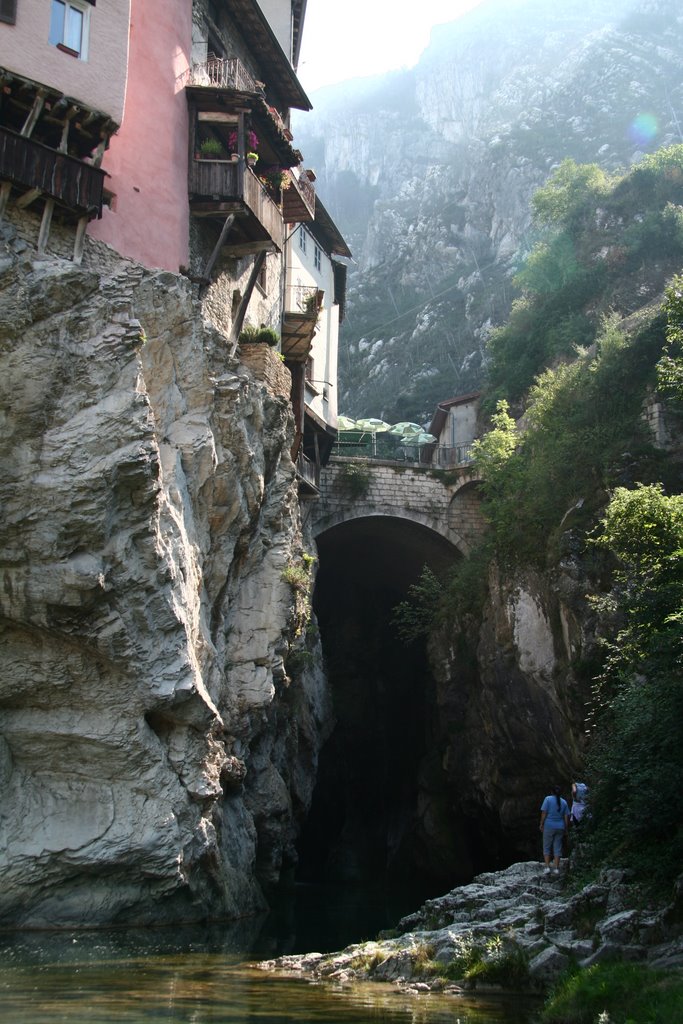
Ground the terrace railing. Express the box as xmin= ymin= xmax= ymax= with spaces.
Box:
xmin=188 ymin=57 xmax=258 ymax=93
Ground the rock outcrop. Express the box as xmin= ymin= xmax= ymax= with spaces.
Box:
xmin=258 ymin=861 xmax=683 ymax=991
xmin=422 ymin=561 xmax=593 ymax=867
xmin=0 ymin=213 xmax=331 ymax=928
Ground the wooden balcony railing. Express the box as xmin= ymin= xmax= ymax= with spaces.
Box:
xmin=189 ymin=160 xmax=284 ymax=250
xmin=296 ymin=451 xmax=319 ymax=492
xmin=0 ymin=126 xmax=105 ymax=217
xmin=243 ymin=167 xmax=284 ymax=249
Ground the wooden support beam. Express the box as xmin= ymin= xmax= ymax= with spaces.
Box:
xmin=37 ymin=197 xmax=54 ymax=254
xmin=73 ymin=215 xmax=88 ymax=265
xmin=58 ymin=105 xmax=78 ymax=153
xmin=15 ymin=187 xmax=42 ymax=209
xmin=229 ymin=250 xmax=267 ymax=355
xmin=201 ymin=213 xmax=236 ymax=287
xmin=222 ymin=241 xmax=275 ymax=256
xmin=91 ymin=137 xmax=107 ymax=168
xmin=21 ymin=87 xmax=46 ymax=138
xmin=0 ymin=181 xmax=12 ymax=219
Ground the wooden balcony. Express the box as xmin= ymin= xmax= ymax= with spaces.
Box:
xmin=281 ymin=286 xmax=323 ymax=361
xmin=0 ymin=125 xmax=105 ymax=218
xmin=189 ymin=160 xmax=284 ymax=252
xmin=282 ymin=168 xmax=315 ymax=223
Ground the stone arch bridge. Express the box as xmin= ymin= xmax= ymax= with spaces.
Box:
xmin=307 ymin=456 xmax=485 ymax=556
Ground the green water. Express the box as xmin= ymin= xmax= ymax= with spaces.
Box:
xmin=0 ymin=885 xmax=540 ymax=1023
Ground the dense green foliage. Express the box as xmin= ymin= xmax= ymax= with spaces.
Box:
xmin=540 ymin=963 xmax=683 ymax=1023
xmin=487 ymin=147 xmax=683 ymax=404
xmin=391 ymin=552 xmax=490 ymax=642
xmin=473 ymin=315 xmax=665 ymax=566
xmin=577 ymin=485 xmax=683 ymax=886
xmin=656 ymin=275 xmax=683 ymax=409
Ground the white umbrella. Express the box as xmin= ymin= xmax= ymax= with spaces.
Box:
xmin=337 ymin=415 xmax=360 ymax=430
xmin=400 ymin=431 xmax=437 ymax=445
xmin=388 ymin=421 xmax=424 ymax=436
xmin=355 ymin=417 xmax=391 ymax=432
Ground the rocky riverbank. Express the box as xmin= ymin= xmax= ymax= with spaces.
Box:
xmin=257 ymin=862 xmax=683 ymax=995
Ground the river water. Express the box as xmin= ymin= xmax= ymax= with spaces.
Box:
xmin=0 ymin=884 xmax=540 ymax=1023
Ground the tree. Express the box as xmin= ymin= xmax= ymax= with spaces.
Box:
xmin=531 ymin=159 xmax=611 ymax=229
xmin=582 ymin=485 xmax=683 ymax=886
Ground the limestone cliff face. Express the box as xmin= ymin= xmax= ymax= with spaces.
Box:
xmin=0 ymin=215 xmax=331 ymax=928
xmin=423 ymin=557 xmax=595 ymax=867
xmin=294 ymin=0 xmax=683 ymax=421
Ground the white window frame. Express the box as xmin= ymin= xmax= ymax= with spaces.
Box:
xmin=299 ymin=226 xmax=307 ymax=254
xmin=49 ymin=0 xmax=90 ymax=60
xmin=313 ymin=243 xmax=322 ymax=272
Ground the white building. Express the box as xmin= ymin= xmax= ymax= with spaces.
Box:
xmin=282 ymin=194 xmax=352 ymax=492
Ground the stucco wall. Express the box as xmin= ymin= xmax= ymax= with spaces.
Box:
xmin=88 ymin=0 xmax=191 ymax=271
xmin=0 ymin=0 xmax=130 ymax=124
xmin=288 ymin=224 xmax=339 ymax=426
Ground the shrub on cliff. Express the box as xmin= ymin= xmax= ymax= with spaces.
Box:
xmin=474 ymin=314 xmax=665 ymax=566
xmin=486 ymin=146 xmax=683 ymax=405
xmin=580 ymin=484 xmax=683 ymax=887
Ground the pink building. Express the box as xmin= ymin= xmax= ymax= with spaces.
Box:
xmin=87 ymin=0 xmax=192 ymax=271
xmin=0 ymin=0 xmax=131 ymax=260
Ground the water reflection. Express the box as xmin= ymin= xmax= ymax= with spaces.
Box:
xmin=0 ymin=886 xmax=539 ymax=1023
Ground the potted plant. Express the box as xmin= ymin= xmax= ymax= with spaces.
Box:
xmin=260 ymin=167 xmax=292 ymax=194
xmin=238 ymin=324 xmax=280 ymax=347
xmin=227 ymin=129 xmax=259 ymax=160
xmin=199 ymin=138 xmax=224 ymax=159
xmin=246 ymin=151 xmax=258 ymax=167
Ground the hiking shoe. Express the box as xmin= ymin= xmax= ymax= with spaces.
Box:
xmin=543 ymin=867 xmax=551 ymax=875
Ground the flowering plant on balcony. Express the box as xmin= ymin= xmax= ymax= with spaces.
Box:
xmin=228 ymin=129 xmax=259 ymax=154
xmin=259 ymin=166 xmax=292 ymax=193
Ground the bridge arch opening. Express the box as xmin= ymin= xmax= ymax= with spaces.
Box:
xmin=297 ymin=515 xmax=475 ymax=895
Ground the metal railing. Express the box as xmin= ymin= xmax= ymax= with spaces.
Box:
xmin=425 ymin=443 xmax=475 ymax=468
xmin=188 ymin=57 xmax=258 ymax=93
xmin=286 ymin=284 xmax=319 ymax=314
xmin=297 ymin=168 xmax=315 ymax=210
xmin=330 ymin=440 xmax=475 ymax=467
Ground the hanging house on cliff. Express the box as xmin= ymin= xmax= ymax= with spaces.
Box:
xmin=0 ymin=0 xmax=350 ymax=492
xmin=283 ymin=196 xmax=352 ymax=493
xmin=0 ymin=0 xmax=130 ymax=261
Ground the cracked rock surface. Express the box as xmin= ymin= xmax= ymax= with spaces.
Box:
xmin=0 ymin=216 xmax=331 ymax=928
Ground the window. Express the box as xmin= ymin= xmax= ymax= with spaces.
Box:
xmin=49 ymin=0 xmax=90 ymax=58
xmin=313 ymin=244 xmax=322 ymax=272
xmin=298 ymin=226 xmax=307 ymax=254
xmin=0 ymin=0 xmax=17 ymax=26
xmin=256 ymin=259 xmax=267 ymax=295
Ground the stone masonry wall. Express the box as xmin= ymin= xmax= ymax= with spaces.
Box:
xmin=314 ymin=457 xmax=484 ymax=554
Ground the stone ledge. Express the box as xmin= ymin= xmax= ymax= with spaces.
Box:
xmin=238 ymin=344 xmax=292 ymax=399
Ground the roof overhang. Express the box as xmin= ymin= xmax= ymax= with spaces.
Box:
xmin=225 ymin=0 xmax=312 ymax=111
xmin=307 ymin=193 xmax=352 ymax=258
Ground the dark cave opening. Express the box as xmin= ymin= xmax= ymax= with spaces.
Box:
xmin=296 ymin=516 xmax=493 ymax=895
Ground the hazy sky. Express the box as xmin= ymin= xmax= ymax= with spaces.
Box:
xmin=297 ymin=0 xmax=487 ymax=93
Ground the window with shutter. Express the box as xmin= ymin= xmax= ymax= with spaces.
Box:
xmin=0 ymin=0 xmax=17 ymax=27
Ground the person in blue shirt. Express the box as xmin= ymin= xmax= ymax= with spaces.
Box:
xmin=539 ymin=786 xmax=570 ymax=875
